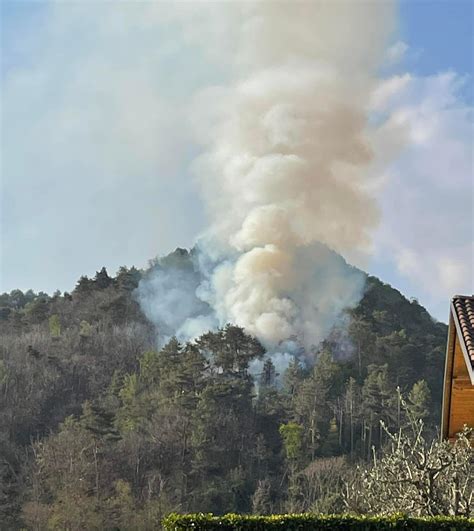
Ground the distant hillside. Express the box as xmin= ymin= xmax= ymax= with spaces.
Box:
xmin=0 ymin=250 xmax=448 ymax=528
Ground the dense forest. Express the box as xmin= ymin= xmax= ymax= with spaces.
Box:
xmin=0 ymin=249 xmax=454 ymax=528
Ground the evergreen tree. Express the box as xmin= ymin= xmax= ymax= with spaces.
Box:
xmin=196 ymin=325 xmax=264 ymax=376
xmin=361 ymin=364 xmax=396 ymax=456
xmin=117 ymin=373 xmax=145 ymax=432
xmin=94 ymin=267 xmax=113 ymax=290
xmin=81 ymin=401 xmax=121 ymax=443
xmin=116 ymin=266 xmax=141 ymax=291
xmin=74 ymin=275 xmax=94 ymax=297
xmin=283 ymin=357 xmax=304 ymax=406
xmin=260 ymin=358 xmax=277 ymax=388
xmin=407 ymin=379 xmax=431 ymax=424
xmin=25 ymin=297 xmax=50 ymax=324
xmin=294 ymin=350 xmax=339 ymax=458
xmin=0 ymin=251 xmax=452 ymax=521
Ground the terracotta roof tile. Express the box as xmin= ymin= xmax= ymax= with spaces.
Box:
xmin=452 ymin=295 xmax=474 ymax=367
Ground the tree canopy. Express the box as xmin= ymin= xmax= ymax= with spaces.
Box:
xmin=0 ymin=254 xmax=456 ymax=528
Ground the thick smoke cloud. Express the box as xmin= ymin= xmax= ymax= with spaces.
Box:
xmin=138 ymin=1 xmax=395 ymax=353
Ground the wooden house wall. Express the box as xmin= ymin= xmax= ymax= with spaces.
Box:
xmin=446 ymin=334 xmax=474 ymax=439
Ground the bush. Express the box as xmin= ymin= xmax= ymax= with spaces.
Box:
xmin=162 ymin=513 xmax=474 ymax=530
xmin=344 ymin=424 xmax=473 ymax=517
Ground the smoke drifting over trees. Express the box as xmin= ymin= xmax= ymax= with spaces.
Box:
xmin=137 ymin=2 xmax=396 ymax=352
xmin=2 ymin=1 xmax=472 ymax=528
xmin=0 ymin=261 xmax=453 ymax=527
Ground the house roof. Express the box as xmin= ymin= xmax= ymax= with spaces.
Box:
xmin=452 ymin=295 xmax=474 ymax=370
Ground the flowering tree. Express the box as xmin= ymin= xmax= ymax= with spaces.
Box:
xmin=345 ymin=422 xmax=473 ymax=517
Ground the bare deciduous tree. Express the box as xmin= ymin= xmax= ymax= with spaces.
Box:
xmin=345 ymin=423 xmax=473 ymax=517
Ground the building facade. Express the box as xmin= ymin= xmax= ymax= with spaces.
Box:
xmin=441 ymin=295 xmax=474 ymax=441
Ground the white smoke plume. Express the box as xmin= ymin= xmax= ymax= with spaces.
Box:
xmin=138 ymin=1 xmax=395 ymax=354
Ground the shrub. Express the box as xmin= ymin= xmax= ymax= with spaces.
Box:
xmin=344 ymin=424 xmax=473 ymax=517
xmin=162 ymin=512 xmax=474 ymax=530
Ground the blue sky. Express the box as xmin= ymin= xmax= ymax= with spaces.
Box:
xmin=374 ymin=0 xmax=473 ymax=320
xmin=1 ymin=1 xmax=473 ymax=323
xmin=399 ymin=1 xmax=473 ymax=90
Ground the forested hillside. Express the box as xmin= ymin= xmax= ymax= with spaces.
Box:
xmin=0 ymin=250 xmax=448 ymax=529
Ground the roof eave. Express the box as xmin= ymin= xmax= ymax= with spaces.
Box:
xmin=450 ymin=300 xmax=474 ymax=386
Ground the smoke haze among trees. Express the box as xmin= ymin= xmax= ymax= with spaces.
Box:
xmin=0 ymin=248 xmax=458 ymax=529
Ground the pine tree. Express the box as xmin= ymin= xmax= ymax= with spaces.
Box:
xmin=139 ymin=350 xmax=161 ymax=387
xmin=260 ymin=358 xmax=277 ymax=388
xmin=155 ymin=337 xmax=183 ymax=401
xmin=116 ymin=266 xmax=141 ymax=291
xmin=94 ymin=267 xmax=113 ymax=289
xmin=294 ymin=350 xmax=339 ymax=458
xmin=25 ymin=297 xmax=50 ymax=324
xmin=81 ymin=401 xmax=121 ymax=443
xmin=74 ymin=275 xmax=94 ymax=297
xmin=361 ymin=364 xmax=396 ymax=456
xmin=283 ymin=357 xmax=303 ymax=405
xmin=196 ymin=325 xmax=264 ymax=376
xmin=407 ymin=379 xmax=431 ymax=424
xmin=117 ymin=373 xmax=144 ymax=432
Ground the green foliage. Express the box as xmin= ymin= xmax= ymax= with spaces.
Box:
xmin=139 ymin=350 xmax=161 ymax=386
xmin=197 ymin=324 xmax=265 ymax=374
xmin=283 ymin=357 xmax=304 ymax=401
xmin=49 ymin=313 xmax=61 ymax=338
xmin=94 ymin=267 xmax=113 ymax=290
xmin=117 ymin=373 xmax=143 ymax=432
xmin=74 ymin=275 xmax=95 ymax=296
xmin=80 ymin=401 xmax=121 ymax=442
xmin=260 ymin=359 xmax=277 ymax=388
xmin=105 ymin=480 xmax=135 ymax=529
xmin=24 ymin=296 xmax=50 ymax=324
xmin=0 ymin=253 xmax=455 ymax=526
xmin=279 ymin=423 xmax=303 ymax=462
xmin=162 ymin=512 xmax=474 ymax=530
xmin=116 ymin=265 xmax=142 ymax=291
xmin=79 ymin=319 xmax=92 ymax=338
xmin=407 ymin=380 xmax=431 ymax=423
xmin=293 ymin=350 xmax=341 ymax=458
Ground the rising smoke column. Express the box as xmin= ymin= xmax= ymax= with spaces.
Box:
xmin=138 ymin=1 xmax=395 ymax=353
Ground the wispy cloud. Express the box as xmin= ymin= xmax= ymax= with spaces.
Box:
xmin=386 ymin=40 xmax=409 ymax=65
xmin=372 ymin=71 xmax=473 ymax=313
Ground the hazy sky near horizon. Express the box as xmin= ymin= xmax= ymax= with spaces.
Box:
xmin=1 ymin=0 xmax=473 ymax=323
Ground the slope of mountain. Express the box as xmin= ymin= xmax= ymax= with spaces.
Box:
xmin=0 ymin=250 xmax=448 ymax=527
